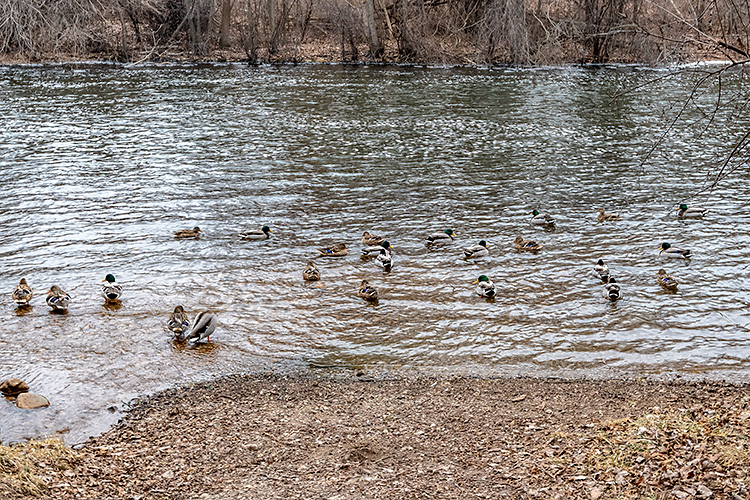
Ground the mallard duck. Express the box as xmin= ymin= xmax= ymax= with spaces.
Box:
xmin=514 ymin=236 xmax=543 ymax=252
xmin=426 ymin=229 xmax=456 ymax=244
xmin=530 ymin=210 xmax=555 ymax=226
xmin=604 ymin=277 xmax=620 ymax=301
xmin=677 ymin=204 xmax=706 ymax=219
xmin=597 ymin=208 xmax=622 ymax=222
xmin=303 ymin=261 xmax=321 ymax=281
xmin=659 ymin=242 xmax=691 ymax=259
xmin=12 ymin=278 xmax=33 ymax=306
xmin=167 ymin=305 xmax=191 ymax=337
xmin=361 ymin=231 xmax=384 ymax=246
xmin=186 ymin=311 xmax=217 ymax=343
xmin=174 ymin=226 xmax=202 ymax=239
xmin=593 ymin=259 xmax=610 ymax=282
xmin=473 ymin=275 xmax=496 ymax=298
xmin=46 ymin=285 xmax=70 ymax=311
xmin=464 ymin=240 xmax=489 ymax=258
xmin=362 ymin=240 xmax=393 ymax=257
xmin=358 ymin=280 xmax=378 ymax=302
xmin=240 ymin=226 xmax=272 ymax=240
xmin=656 ymin=269 xmax=679 ymax=291
xmin=101 ymin=274 xmax=122 ymax=302
xmin=318 ymin=243 xmax=347 ymax=257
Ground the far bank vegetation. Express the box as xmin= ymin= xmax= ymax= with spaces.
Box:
xmin=0 ymin=0 xmax=748 ymax=64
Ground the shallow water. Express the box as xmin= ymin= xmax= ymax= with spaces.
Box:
xmin=1 ymin=63 xmax=749 ymax=444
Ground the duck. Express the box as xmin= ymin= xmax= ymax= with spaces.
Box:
xmin=597 ymin=208 xmax=622 ymax=222
xmin=318 ymin=243 xmax=347 ymax=257
xmin=656 ymin=269 xmax=679 ymax=291
xmin=514 ymin=236 xmax=543 ymax=252
xmin=426 ymin=229 xmax=456 ymax=244
xmin=167 ymin=305 xmax=191 ymax=337
xmin=358 ymin=280 xmax=379 ymax=302
xmin=473 ymin=275 xmax=496 ymax=298
xmin=12 ymin=278 xmax=33 ymax=306
xmin=604 ymin=277 xmax=621 ymax=301
xmin=186 ymin=311 xmax=217 ymax=343
xmin=529 ymin=210 xmax=555 ymax=226
xmin=46 ymin=285 xmax=71 ymax=311
xmin=464 ymin=240 xmax=489 ymax=258
xmin=240 ymin=226 xmax=272 ymax=240
xmin=677 ymin=204 xmax=706 ymax=219
xmin=101 ymin=274 xmax=123 ymax=302
xmin=303 ymin=261 xmax=321 ymax=281
xmin=593 ymin=259 xmax=610 ymax=282
xmin=174 ymin=226 xmax=202 ymax=239
xmin=362 ymin=240 xmax=393 ymax=257
xmin=361 ymin=231 xmax=384 ymax=246
xmin=659 ymin=242 xmax=691 ymax=259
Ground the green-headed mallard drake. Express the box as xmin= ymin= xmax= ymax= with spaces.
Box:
xmin=46 ymin=285 xmax=70 ymax=311
xmin=473 ymin=275 xmax=496 ymax=298
xmin=604 ymin=277 xmax=620 ymax=301
xmin=101 ymin=274 xmax=122 ymax=302
xmin=426 ymin=229 xmax=456 ymax=244
xmin=593 ymin=259 xmax=610 ymax=282
xmin=363 ymin=241 xmax=394 ymax=271
xmin=12 ymin=278 xmax=33 ymax=306
xmin=358 ymin=280 xmax=378 ymax=302
xmin=186 ymin=311 xmax=217 ymax=343
xmin=303 ymin=261 xmax=321 ymax=281
xmin=597 ymin=208 xmax=622 ymax=222
xmin=657 ymin=269 xmax=678 ymax=291
xmin=514 ymin=236 xmax=543 ymax=252
xmin=240 ymin=226 xmax=272 ymax=240
xmin=659 ymin=242 xmax=691 ymax=259
xmin=361 ymin=231 xmax=384 ymax=246
xmin=464 ymin=240 xmax=489 ymax=258
xmin=167 ymin=305 xmax=191 ymax=337
xmin=174 ymin=226 xmax=202 ymax=239
xmin=318 ymin=243 xmax=347 ymax=257
xmin=530 ymin=210 xmax=555 ymax=226
xmin=677 ymin=204 xmax=706 ymax=219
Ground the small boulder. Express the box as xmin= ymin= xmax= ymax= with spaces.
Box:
xmin=0 ymin=378 xmax=29 ymax=396
xmin=16 ymin=393 xmax=50 ymax=409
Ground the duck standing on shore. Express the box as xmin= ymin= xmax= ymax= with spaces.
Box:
xmin=473 ymin=275 xmax=496 ymax=298
xmin=12 ymin=278 xmax=33 ymax=306
xmin=167 ymin=305 xmax=191 ymax=338
xmin=174 ymin=226 xmax=202 ymax=239
xmin=464 ymin=240 xmax=489 ymax=258
xmin=656 ymin=269 xmax=679 ymax=291
xmin=186 ymin=311 xmax=217 ymax=343
xmin=101 ymin=274 xmax=122 ymax=303
xmin=659 ymin=242 xmax=692 ymax=259
xmin=677 ymin=204 xmax=706 ymax=219
xmin=46 ymin=285 xmax=70 ymax=312
xmin=303 ymin=262 xmax=321 ymax=281
xmin=240 ymin=226 xmax=272 ymax=240
xmin=593 ymin=259 xmax=610 ymax=282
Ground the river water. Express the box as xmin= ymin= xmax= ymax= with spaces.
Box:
xmin=1 ymin=62 xmax=748 ymax=444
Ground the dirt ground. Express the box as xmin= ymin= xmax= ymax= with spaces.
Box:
xmin=6 ymin=373 xmax=750 ymax=499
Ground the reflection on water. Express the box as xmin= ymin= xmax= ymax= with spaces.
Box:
xmin=0 ymin=63 xmax=749 ymax=444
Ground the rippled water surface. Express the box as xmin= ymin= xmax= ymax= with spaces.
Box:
xmin=1 ymin=63 xmax=749 ymax=443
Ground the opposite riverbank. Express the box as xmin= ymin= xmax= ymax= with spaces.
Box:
xmin=3 ymin=373 xmax=750 ymax=499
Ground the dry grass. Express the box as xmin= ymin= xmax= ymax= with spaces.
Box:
xmin=0 ymin=439 xmax=78 ymax=497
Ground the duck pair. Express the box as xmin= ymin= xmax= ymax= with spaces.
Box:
xmin=174 ymin=226 xmax=273 ymax=240
xmin=167 ymin=306 xmax=217 ymax=343
xmin=593 ymin=260 xmax=621 ymax=301
xmin=12 ymin=275 xmax=122 ymax=311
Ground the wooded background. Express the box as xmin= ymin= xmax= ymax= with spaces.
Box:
xmin=0 ymin=0 xmax=747 ymax=64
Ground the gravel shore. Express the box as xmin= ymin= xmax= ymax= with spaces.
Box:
xmin=6 ymin=373 xmax=750 ymax=499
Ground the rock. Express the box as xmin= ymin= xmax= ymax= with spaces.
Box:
xmin=0 ymin=378 xmax=29 ymax=396
xmin=16 ymin=393 xmax=50 ymax=409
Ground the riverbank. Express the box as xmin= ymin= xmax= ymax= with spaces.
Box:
xmin=4 ymin=373 xmax=750 ymax=499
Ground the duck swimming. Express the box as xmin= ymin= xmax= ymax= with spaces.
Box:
xmin=174 ymin=226 xmax=202 ymax=239
xmin=659 ymin=242 xmax=691 ymax=259
xmin=473 ymin=275 xmax=496 ymax=298
xmin=318 ymin=243 xmax=347 ymax=257
xmin=426 ymin=229 xmax=456 ymax=244
xmin=464 ymin=241 xmax=489 ymax=258
xmin=12 ymin=278 xmax=33 ymax=306
xmin=361 ymin=231 xmax=384 ymax=246
xmin=303 ymin=262 xmax=321 ymax=281
xmin=46 ymin=285 xmax=70 ymax=312
xmin=593 ymin=259 xmax=610 ymax=282
xmin=240 ymin=226 xmax=272 ymax=240
xmin=514 ymin=236 xmax=543 ymax=252
xmin=656 ymin=269 xmax=678 ymax=291
xmin=677 ymin=204 xmax=706 ymax=219
xmin=604 ymin=277 xmax=620 ymax=301
xmin=597 ymin=209 xmax=622 ymax=222
xmin=530 ymin=210 xmax=555 ymax=226
xmin=101 ymin=274 xmax=122 ymax=302
xmin=167 ymin=305 xmax=191 ymax=337
xmin=186 ymin=311 xmax=217 ymax=343
xmin=358 ymin=280 xmax=379 ymax=302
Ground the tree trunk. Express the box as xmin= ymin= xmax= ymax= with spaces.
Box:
xmin=362 ymin=0 xmax=381 ymax=58
xmin=245 ymin=0 xmax=258 ymax=62
xmin=220 ymin=0 xmax=232 ymax=47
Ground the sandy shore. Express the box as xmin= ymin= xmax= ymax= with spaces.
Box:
xmin=4 ymin=373 xmax=750 ymax=499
